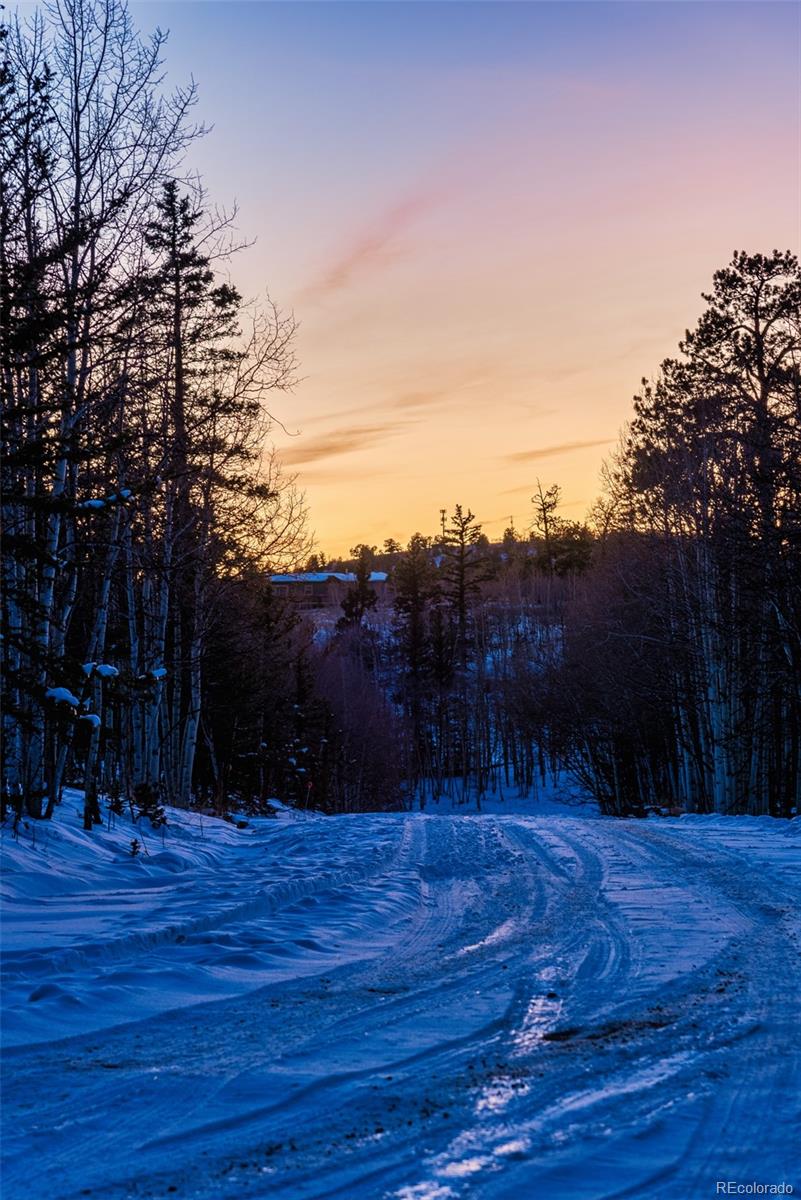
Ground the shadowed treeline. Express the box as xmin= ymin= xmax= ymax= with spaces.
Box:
xmin=1 ymin=0 xmax=309 ymax=828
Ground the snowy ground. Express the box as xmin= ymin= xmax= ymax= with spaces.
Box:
xmin=2 ymin=793 xmax=800 ymax=1199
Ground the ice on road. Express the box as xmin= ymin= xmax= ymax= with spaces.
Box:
xmin=2 ymin=803 xmax=799 ymax=1199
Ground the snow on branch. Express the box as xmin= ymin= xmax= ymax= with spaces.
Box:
xmin=45 ymin=688 xmax=80 ymax=706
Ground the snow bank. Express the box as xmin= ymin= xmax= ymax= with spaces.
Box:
xmin=0 ymin=792 xmax=400 ymax=1048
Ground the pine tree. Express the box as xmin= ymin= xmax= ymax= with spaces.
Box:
xmin=441 ymin=505 xmax=490 ymax=661
xmin=566 ymin=250 xmax=801 ymax=816
xmin=338 ymin=544 xmax=378 ymax=629
xmin=393 ymin=534 xmax=438 ymax=775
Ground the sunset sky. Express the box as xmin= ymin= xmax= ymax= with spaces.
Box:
xmin=134 ymin=0 xmax=799 ymax=556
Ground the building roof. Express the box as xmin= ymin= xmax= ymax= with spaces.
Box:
xmin=270 ymin=571 xmax=388 ymax=585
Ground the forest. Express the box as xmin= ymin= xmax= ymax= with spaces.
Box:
xmin=3 ymin=0 xmax=800 ymax=830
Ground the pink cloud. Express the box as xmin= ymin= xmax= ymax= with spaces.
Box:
xmin=298 ymin=186 xmax=446 ymax=304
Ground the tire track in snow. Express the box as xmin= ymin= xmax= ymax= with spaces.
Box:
xmin=604 ymin=821 xmax=801 ymax=1199
xmin=391 ymin=817 xmax=800 ymax=1200
xmin=2 ymin=815 xmax=482 ymax=1194
xmin=3 ymin=815 xmax=535 ymax=1199
xmin=2 ymin=813 xmax=799 ymax=1200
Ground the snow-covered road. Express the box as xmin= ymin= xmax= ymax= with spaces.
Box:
xmin=2 ymin=806 xmax=800 ymax=1199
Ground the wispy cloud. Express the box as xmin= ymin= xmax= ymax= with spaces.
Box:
xmin=391 ymin=387 xmax=451 ymax=412
xmin=279 ymin=421 xmax=409 ymax=466
xmin=298 ymin=187 xmax=445 ymax=305
xmin=499 ymin=483 xmax=543 ymax=497
xmin=299 ymin=370 xmax=488 ymax=430
xmin=302 ymin=389 xmax=447 ymax=428
xmin=504 ymin=437 xmax=612 ymax=464
xmin=389 ymin=374 xmax=490 ymax=411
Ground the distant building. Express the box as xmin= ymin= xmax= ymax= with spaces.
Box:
xmin=269 ymin=571 xmax=389 ymax=611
